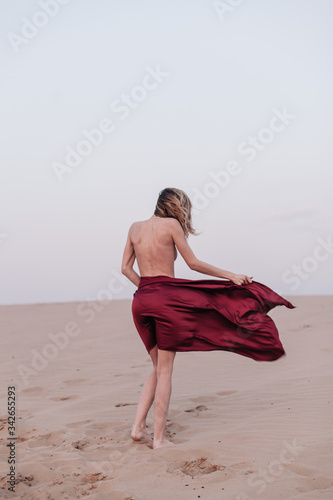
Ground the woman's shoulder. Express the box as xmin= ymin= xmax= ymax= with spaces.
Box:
xmin=129 ymin=220 xmax=143 ymax=232
xmin=129 ymin=217 xmax=181 ymax=231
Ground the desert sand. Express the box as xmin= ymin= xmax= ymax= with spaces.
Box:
xmin=0 ymin=295 xmax=332 ymax=499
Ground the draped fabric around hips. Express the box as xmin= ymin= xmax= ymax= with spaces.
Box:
xmin=131 ymin=275 xmax=295 ymax=362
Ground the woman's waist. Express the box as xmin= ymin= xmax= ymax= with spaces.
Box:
xmin=139 ymin=275 xmax=175 ymax=288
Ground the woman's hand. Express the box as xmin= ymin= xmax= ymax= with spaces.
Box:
xmin=230 ymin=274 xmax=253 ymax=286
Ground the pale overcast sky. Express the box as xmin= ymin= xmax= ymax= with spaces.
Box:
xmin=1 ymin=0 xmax=332 ymax=304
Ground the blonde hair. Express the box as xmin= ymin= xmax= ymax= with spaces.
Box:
xmin=154 ymin=188 xmax=197 ymax=238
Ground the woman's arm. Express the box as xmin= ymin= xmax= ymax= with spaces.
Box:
xmin=121 ymin=226 xmax=141 ymax=287
xmin=170 ymin=219 xmax=252 ymax=285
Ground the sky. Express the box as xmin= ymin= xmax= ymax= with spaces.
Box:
xmin=1 ymin=0 xmax=332 ymax=304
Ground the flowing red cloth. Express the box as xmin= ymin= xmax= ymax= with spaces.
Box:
xmin=132 ymin=275 xmax=295 ymax=361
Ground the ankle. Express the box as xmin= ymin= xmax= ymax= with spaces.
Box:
xmin=132 ymin=423 xmax=146 ymax=431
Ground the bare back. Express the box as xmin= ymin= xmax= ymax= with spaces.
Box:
xmin=130 ymin=216 xmax=177 ymax=277
xmin=122 ymin=214 xmax=251 ymax=287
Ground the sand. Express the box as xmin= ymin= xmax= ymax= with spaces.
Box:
xmin=0 ymin=295 xmax=332 ymax=499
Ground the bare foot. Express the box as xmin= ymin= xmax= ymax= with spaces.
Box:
xmin=131 ymin=427 xmax=153 ymax=445
xmin=153 ymin=438 xmax=175 ymax=450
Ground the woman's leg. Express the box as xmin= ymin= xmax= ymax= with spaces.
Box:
xmin=153 ymin=348 xmax=176 ymax=449
xmin=131 ymin=346 xmax=158 ymax=442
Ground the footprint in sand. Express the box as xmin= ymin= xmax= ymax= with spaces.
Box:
xmin=168 ymin=457 xmax=226 ymax=478
xmin=15 ymin=473 xmax=35 ymax=486
xmin=185 ymin=405 xmax=208 ymax=413
xmin=164 ymin=420 xmax=189 ymax=442
xmin=72 ymin=439 xmax=90 ymax=450
xmin=72 ymin=472 xmax=107 ymax=484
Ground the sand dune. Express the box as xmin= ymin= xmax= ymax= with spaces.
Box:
xmin=0 ymin=296 xmax=332 ymax=499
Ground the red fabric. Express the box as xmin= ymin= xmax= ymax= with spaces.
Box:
xmin=131 ymin=275 xmax=295 ymax=361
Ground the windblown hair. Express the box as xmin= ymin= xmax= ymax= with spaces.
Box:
xmin=154 ymin=188 xmax=197 ymax=238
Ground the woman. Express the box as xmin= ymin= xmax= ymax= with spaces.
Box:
xmin=121 ymin=187 xmax=294 ymax=449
